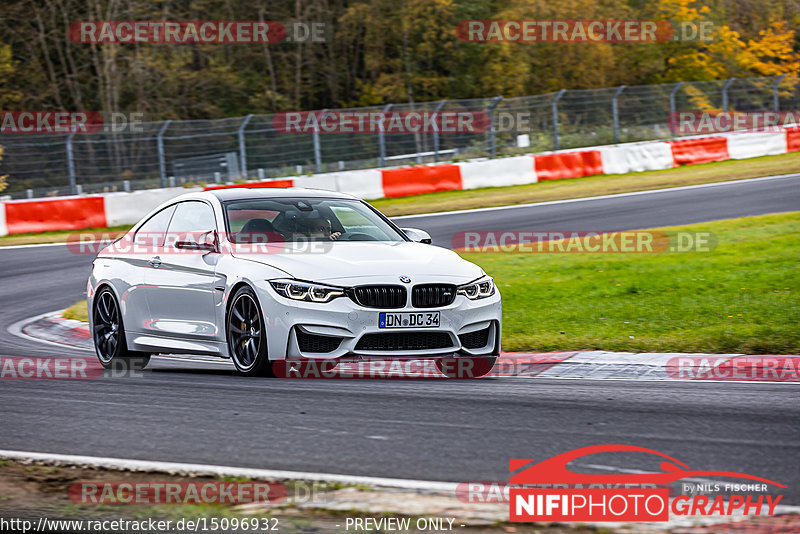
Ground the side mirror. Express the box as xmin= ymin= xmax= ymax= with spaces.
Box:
xmin=401 ymin=228 xmax=432 ymax=244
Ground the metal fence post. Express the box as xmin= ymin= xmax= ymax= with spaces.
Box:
xmin=66 ymin=132 xmax=76 ymax=195
xmin=157 ymin=120 xmax=171 ymax=188
xmin=669 ymin=81 xmax=684 ymax=119
xmin=487 ymin=96 xmax=503 ymax=157
xmin=378 ymin=104 xmax=392 ymax=167
xmin=552 ymin=89 xmax=566 ymax=151
xmin=313 ymin=109 xmax=325 ymax=173
xmin=773 ymin=74 xmax=786 ymax=112
xmin=238 ymin=114 xmax=253 ymax=179
xmin=432 ymin=99 xmax=447 ymax=162
xmin=722 ymin=78 xmax=736 ymax=113
xmin=612 ymin=85 xmax=626 ymax=144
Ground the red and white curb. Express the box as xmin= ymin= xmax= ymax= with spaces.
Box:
xmin=9 ymin=311 xmax=799 ymax=383
xmin=8 ymin=311 xmax=92 ymax=350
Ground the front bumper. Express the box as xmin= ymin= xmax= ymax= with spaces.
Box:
xmin=253 ymin=280 xmax=501 ymax=361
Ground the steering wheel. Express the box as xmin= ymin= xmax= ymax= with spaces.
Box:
xmin=343 ymin=233 xmax=377 ymax=241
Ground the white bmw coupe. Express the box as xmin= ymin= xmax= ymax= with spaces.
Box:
xmin=88 ymin=188 xmax=501 ymax=377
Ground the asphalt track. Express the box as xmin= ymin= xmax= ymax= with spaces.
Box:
xmin=0 ymin=175 xmax=798 ymax=502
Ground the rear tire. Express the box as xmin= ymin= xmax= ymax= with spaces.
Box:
xmin=92 ymin=287 xmax=150 ymax=370
xmin=436 ymin=356 xmax=496 ymax=378
xmin=227 ymin=286 xmax=274 ymax=377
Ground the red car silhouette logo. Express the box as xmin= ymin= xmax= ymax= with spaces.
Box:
xmin=510 ymin=444 xmax=785 ymax=487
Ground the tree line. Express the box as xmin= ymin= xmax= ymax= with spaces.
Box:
xmin=0 ymin=0 xmax=797 ymax=119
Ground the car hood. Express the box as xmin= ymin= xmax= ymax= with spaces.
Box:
xmin=231 ymin=241 xmax=483 ymax=284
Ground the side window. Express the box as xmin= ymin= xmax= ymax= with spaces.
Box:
xmin=134 ymin=205 xmax=176 ymax=247
xmin=165 ymin=201 xmax=217 ymax=247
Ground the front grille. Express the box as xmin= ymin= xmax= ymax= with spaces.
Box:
xmin=297 ymin=330 xmax=342 ymax=353
xmin=458 ymin=326 xmax=491 ymax=349
xmin=412 ymin=284 xmax=456 ymax=308
xmin=355 ymin=332 xmax=452 ymax=351
xmin=350 ymin=285 xmax=406 ymax=308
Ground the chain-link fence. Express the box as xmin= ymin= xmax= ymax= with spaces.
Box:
xmin=1 ymin=75 xmax=797 ymax=199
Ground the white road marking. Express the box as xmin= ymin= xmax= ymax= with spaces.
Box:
xmin=0 ymin=449 xmax=457 ymax=492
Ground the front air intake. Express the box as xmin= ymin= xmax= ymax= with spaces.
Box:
xmin=297 ymin=330 xmax=342 ymax=353
xmin=458 ymin=326 xmax=491 ymax=349
xmin=355 ymin=332 xmax=453 ymax=351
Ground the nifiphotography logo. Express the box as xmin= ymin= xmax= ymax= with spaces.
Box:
xmin=508 ymin=444 xmax=785 ymax=522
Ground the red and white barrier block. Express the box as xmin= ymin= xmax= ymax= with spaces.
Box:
xmin=0 ymin=187 xmax=202 ymax=236
xmin=599 ymin=142 xmax=674 ymax=174
xmin=459 ymin=156 xmax=537 ymax=189
xmin=103 ymin=187 xmax=203 ymax=227
xmin=0 ymin=201 xmax=6 ymax=237
xmin=0 ymin=126 xmax=798 ymax=236
xmin=2 ymin=196 xmax=107 ymax=235
xmin=726 ymin=130 xmax=787 ymax=159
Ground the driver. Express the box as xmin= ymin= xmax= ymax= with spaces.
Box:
xmin=304 ymin=216 xmax=342 ymax=241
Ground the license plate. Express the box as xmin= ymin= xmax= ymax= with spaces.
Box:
xmin=379 ymin=312 xmax=440 ymax=328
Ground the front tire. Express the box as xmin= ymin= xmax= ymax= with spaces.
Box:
xmin=227 ymin=286 xmax=274 ymax=377
xmin=92 ymin=287 xmax=150 ymax=370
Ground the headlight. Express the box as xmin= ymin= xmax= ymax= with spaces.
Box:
xmin=269 ymin=279 xmax=345 ymax=303
xmin=457 ymin=276 xmax=495 ymax=300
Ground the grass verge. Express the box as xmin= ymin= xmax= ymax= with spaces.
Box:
xmin=0 ymin=224 xmax=132 ymax=247
xmin=62 ymin=301 xmax=88 ymax=322
xmin=461 ymin=212 xmax=800 ymax=354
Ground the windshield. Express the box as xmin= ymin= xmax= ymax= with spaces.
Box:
xmin=225 ymin=197 xmax=405 ymax=243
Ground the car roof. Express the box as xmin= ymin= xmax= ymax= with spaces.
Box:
xmin=206 ymin=187 xmax=357 ymax=202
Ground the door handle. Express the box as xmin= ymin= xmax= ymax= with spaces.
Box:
xmin=149 ymin=256 xmax=162 ymax=267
